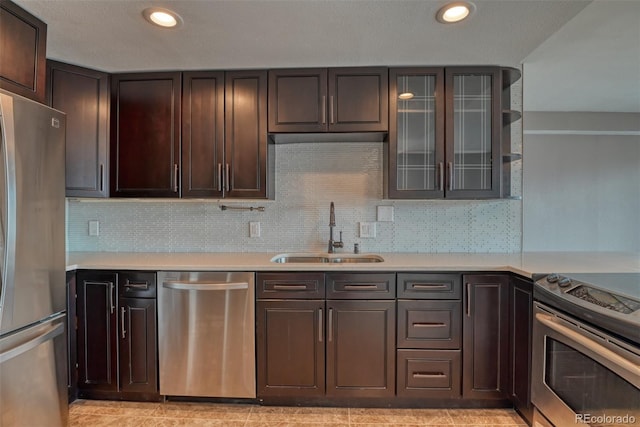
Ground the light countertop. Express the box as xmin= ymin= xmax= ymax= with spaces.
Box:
xmin=66 ymin=251 xmax=640 ymax=278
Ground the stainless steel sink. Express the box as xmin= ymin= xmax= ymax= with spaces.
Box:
xmin=271 ymin=253 xmax=384 ymax=264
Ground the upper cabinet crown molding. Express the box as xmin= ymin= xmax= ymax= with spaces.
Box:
xmin=268 ymin=67 xmax=388 ymax=134
xmin=0 ymin=0 xmax=47 ymax=103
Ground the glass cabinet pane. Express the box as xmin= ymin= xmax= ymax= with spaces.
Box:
xmin=396 ymin=75 xmax=437 ymax=191
xmin=452 ymin=74 xmax=493 ymax=191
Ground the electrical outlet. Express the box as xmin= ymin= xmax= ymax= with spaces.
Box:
xmin=377 ymin=205 xmax=394 ymax=222
xmin=359 ymin=222 xmax=376 ymax=238
xmin=249 ymin=221 xmax=261 ymax=238
xmin=88 ymin=220 xmax=100 ymax=236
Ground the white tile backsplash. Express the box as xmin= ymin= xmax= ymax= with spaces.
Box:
xmin=67 ymin=141 xmax=522 ymax=253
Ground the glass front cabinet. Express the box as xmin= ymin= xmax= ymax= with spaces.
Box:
xmin=387 ymin=66 xmax=521 ymax=199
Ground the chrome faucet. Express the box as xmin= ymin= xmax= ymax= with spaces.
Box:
xmin=328 ymin=202 xmax=344 ymax=253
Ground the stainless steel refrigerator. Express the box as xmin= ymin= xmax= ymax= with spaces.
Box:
xmin=0 ymin=89 xmax=67 ymax=426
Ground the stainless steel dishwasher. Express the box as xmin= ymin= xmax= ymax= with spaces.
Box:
xmin=158 ymin=271 xmax=256 ymax=398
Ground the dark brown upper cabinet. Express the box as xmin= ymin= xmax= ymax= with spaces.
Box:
xmin=47 ymin=60 xmax=110 ymax=198
xmin=224 ymin=70 xmax=271 ymax=198
xmin=268 ymin=67 xmax=388 ymax=133
xmin=181 ymin=71 xmax=225 ymax=198
xmin=0 ymin=0 xmax=47 ymax=103
xmin=388 ymin=66 xmax=519 ymax=200
xmin=110 ymin=72 xmax=181 ymax=197
xmin=182 ymin=70 xmax=271 ymax=199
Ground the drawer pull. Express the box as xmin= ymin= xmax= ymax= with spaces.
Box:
xmin=273 ymin=284 xmax=308 ymax=290
xmin=413 ymin=372 xmax=446 ymax=378
xmin=344 ymin=284 xmax=379 ymax=290
xmin=411 ymin=283 xmax=447 ymax=289
xmin=125 ymin=280 xmax=149 ymax=289
xmin=412 ymin=322 xmax=446 ymax=328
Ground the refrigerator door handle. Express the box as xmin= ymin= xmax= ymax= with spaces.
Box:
xmin=0 ymin=93 xmax=18 ymax=322
xmin=0 ymin=319 xmax=64 ymax=364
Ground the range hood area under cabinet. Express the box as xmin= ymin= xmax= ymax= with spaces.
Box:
xmin=48 ymin=61 xmax=519 ymax=200
xmin=386 ymin=66 xmax=521 ymax=200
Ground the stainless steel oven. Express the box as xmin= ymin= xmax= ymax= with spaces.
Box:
xmin=532 ymin=274 xmax=640 ymax=427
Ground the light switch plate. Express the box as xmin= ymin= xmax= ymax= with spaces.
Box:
xmin=377 ymin=206 xmax=394 ymax=222
xmin=88 ymin=220 xmax=100 ymax=236
xmin=359 ymin=222 xmax=376 ymax=238
xmin=249 ymin=221 xmax=261 ymax=238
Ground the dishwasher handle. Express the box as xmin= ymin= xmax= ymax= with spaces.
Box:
xmin=162 ymin=281 xmax=249 ymax=291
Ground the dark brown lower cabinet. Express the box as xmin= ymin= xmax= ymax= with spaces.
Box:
xmin=66 ymin=271 xmax=78 ymax=402
xmin=118 ymin=297 xmax=157 ymax=394
xmin=257 ymin=300 xmax=325 ymax=397
xmin=509 ymin=276 xmax=534 ymax=424
xmin=326 ymin=300 xmax=395 ymax=398
xmin=397 ymin=349 xmax=461 ymax=398
xmin=76 ymin=270 xmax=158 ymax=400
xmin=462 ymin=274 xmax=509 ymax=399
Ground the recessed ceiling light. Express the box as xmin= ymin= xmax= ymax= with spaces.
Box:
xmin=398 ymin=92 xmax=415 ymax=100
xmin=143 ymin=7 xmax=183 ymax=28
xmin=436 ymin=2 xmax=475 ymax=24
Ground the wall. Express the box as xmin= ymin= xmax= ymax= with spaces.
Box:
xmin=67 ymin=142 xmax=522 ymax=254
xmin=522 ymin=112 xmax=640 ymax=252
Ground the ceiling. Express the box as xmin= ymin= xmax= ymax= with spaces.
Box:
xmin=13 ymin=0 xmax=639 ymax=112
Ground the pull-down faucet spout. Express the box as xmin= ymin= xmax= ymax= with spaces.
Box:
xmin=328 ymin=202 xmax=344 ymax=253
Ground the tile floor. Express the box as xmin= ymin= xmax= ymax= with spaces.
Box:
xmin=69 ymin=400 xmax=528 ymax=426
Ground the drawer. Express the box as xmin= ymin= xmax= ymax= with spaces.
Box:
xmin=257 ymin=272 xmax=325 ymax=299
xmin=118 ymin=271 xmax=157 ymax=298
xmin=397 ymin=273 xmax=461 ymax=299
xmin=397 ymin=301 xmax=461 ymax=349
xmin=397 ymin=349 xmax=461 ymax=398
xmin=326 ymin=273 xmax=395 ymax=299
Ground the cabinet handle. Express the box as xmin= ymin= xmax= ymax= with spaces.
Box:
xmin=125 ymin=280 xmax=149 ymax=290
xmin=329 ymin=95 xmax=335 ymax=124
xmin=273 ymin=284 xmax=308 ymax=290
xmin=413 ymin=372 xmax=446 ymax=379
xmin=344 ymin=284 xmax=379 ymax=290
xmin=217 ymin=163 xmax=223 ymax=192
xmin=321 ymin=96 xmax=326 ymax=124
xmin=438 ymin=162 xmax=444 ymax=191
xmin=120 ymin=307 xmax=126 ymax=339
xmin=109 ymin=282 xmax=115 ymax=314
xmin=411 ymin=283 xmax=447 ymax=289
xmin=173 ymin=164 xmax=179 ymax=192
xmin=99 ymin=164 xmax=104 ymax=192
xmin=448 ymin=162 xmax=454 ymax=191
xmin=328 ymin=308 xmax=333 ymax=342
xmin=225 ymin=163 xmax=230 ymax=192
xmin=466 ymin=282 xmax=472 ymax=317
xmin=412 ymin=322 xmax=446 ymax=328
xmin=318 ymin=308 xmax=323 ymax=343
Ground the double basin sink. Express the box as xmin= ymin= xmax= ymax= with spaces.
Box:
xmin=271 ymin=253 xmax=384 ymax=264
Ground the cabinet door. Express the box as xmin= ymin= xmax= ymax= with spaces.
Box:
xmin=224 ymin=70 xmax=269 ymax=198
xmin=445 ymin=67 xmax=501 ymax=199
xmin=256 ymin=300 xmax=325 ymax=397
xmin=0 ymin=0 xmax=47 ymax=102
xmin=182 ymin=71 xmax=225 ymax=198
xmin=76 ymin=271 xmax=118 ymax=393
xmin=509 ymin=276 xmax=533 ymax=423
xmin=66 ymin=271 xmax=77 ymax=402
xmin=47 ymin=60 xmax=109 ymax=198
xmin=388 ymin=68 xmax=445 ymax=199
xmin=110 ymin=72 xmax=181 ymax=197
xmin=268 ymin=69 xmax=328 ymax=133
xmin=119 ymin=297 xmax=157 ymax=394
xmin=462 ymin=274 xmax=509 ymax=399
xmin=326 ymin=300 xmax=395 ymax=397
xmin=328 ymin=67 xmax=388 ymax=132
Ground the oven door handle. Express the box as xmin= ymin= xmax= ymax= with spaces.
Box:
xmin=536 ymin=312 xmax=640 ymax=382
